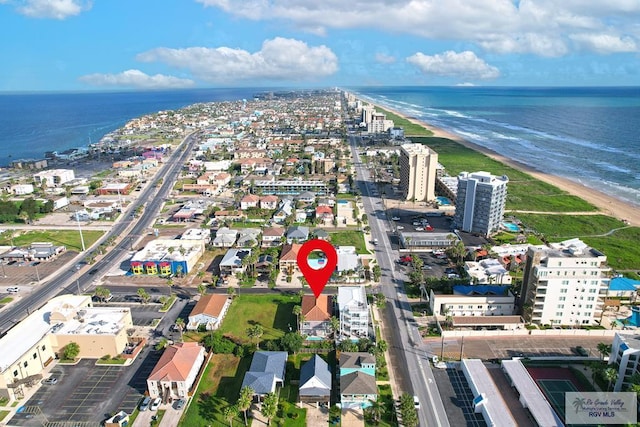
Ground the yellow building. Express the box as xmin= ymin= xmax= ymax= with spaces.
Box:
xmin=0 ymin=295 xmax=133 ymax=401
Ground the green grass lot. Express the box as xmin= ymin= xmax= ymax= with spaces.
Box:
xmin=219 ymin=294 xmax=297 ymax=344
xmin=329 ymin=230 xmax=369 ymax=254
xmin=0 ymin=229 xmax=103 ymax=251
xmin=516 ymin=214 xmax=627 ymax=239
xmin=412 ymin=136 xmax=597 ymax=213
xmin=510 ymin=214 xmax=640 ymax=271
xmin=180 ymin=354 xmax=247 ymax=427
xmin=375 ymin=107 xmax=434 ymax=137
xmin=0 ymin=410 xmax=10 ymax=422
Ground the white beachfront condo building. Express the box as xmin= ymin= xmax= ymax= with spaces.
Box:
xmin=520 ymin=238 xmax=610 ymax=326
xmin=453 ymin=171 xmax=508 ymax=236
xmin=609 ymin=332 xmax=640 ymax=392
xmin=399 ymin=143 xmax=438 ymax=202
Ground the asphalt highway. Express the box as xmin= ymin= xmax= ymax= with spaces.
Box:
xmin=349 ymin=133 xmax=450 ymax=427
xmin=0 ymin=131 xmax=200 ymax=337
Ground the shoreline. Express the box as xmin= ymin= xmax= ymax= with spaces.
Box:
xmin=370 ymin=101 xmax=640 ymax=227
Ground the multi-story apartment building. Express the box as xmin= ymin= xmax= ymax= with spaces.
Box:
xmin=430 ymin=285 xmax=516 ymax=317
xmin=399 ymin=143 xmax=438 ymax=202
xmin=338 ymin=286 xmax=370 ymax=340
xmin=520 ymin=239 xmax=610 ymax=326
xmin=453 ymin=171 xmax=508 ymax=236
xmin=253 ymin=179 xmax=329 ymax=196
xmin=367 ymin=112 xmax=394 ymax=133
xmin=33 ymin=168 xmax=75 ymax=188
xmin=609 ymin=332 xmax=640 ymax=391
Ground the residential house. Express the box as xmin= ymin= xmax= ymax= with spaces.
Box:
xmin=295 ymin=209 xmax=308 ymax=223
xmin=338 ymin=286 xmax=370 ymax=340
xmin=296 ymin=191 xmax=316 ymax=204
xmin=279 ymin=244 xmax=302 ymax=277
xmin=219 ymin=248 xmax=251 ymax=277
xmin=300 ymin=295 xmax=333 ymax=340
xmin=286 ymin=226 xmax=309 ymax=244
xmin=261 ymin=226 xmax=285 ymax=248
xmin=186 ymin=295 xmax=232 ymax=331
xmin=212 ymin=227 xmax=238 ymax=248
xmin=272 ymin=199 xmax=293 ymax=223
xmin=299 ymin=355 xmax=332 ymax=405
xmin=147 ymin=342 xmax=206 ymax=400
xmin=339 ymin=352 xmax=377 ymax=409
xmin=336 ymin=246 xmax=362 ymax=282
xmin=315 ymin=205 xmax=334 ymax=224
xmin=241 ymin=351 xmax=288 ymax=400
xmin=240 ymin=194 xmax=260 ymax=210
xmin=255 ymin=255 xmax=274 ymax=275
xmin=237 ymin=228 xmax=261 ymax=247
xmin=313 ymin=229 xmax=330 ymax=241
xmin=259 ymin=195 xmax=279 ymax=210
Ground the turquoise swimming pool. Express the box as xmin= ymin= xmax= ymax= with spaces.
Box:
xmin=436 ymin=196 xmax=451 ymax=206
xmin=502 ymin=222 xmax=520 ymax=232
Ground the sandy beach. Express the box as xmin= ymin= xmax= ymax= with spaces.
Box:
xmin=373 ymin=103 xmax=640 ymax=227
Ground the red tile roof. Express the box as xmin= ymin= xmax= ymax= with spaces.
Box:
xmin=301 ymin=295 xmax=332 ymax=321
xmin=189 ymin=294 xmax=230 ymax=318
xmin=148 ymin=342 xmax=204 ymax=382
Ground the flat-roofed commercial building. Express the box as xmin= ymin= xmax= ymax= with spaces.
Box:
xmin=453 ymin=171 xmax=508 ymax=236
xmin=461 ymin=359 xmax=518 ymax=426
xmin=399 ymin=143 xmax=438 ymax=202
xmin=0 ymin=295 xmax=133 ymax=401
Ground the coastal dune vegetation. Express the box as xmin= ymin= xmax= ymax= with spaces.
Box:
xmin=376 ymin=105 xmax=639 ymax=274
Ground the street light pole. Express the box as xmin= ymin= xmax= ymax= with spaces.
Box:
xmin=76 ymin=214 xmax=86 ymax=252
xmin=34 ymin=263 xmax=40 ymax=283
xmin=75 ymin=265 xmax=81 ymax=295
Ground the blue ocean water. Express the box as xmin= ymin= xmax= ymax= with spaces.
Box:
xmin=0 ymin=88 xmax=263 ymax=166
xmin=351 ymin=86 xmax=640 ymax=208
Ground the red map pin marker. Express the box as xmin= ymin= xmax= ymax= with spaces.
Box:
xmin=297 ymin=239 xmax=338 ymax=298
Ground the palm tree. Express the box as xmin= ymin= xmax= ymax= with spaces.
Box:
xmin=329 ymin=316 xmax=340 ymax=339
xmin=175 ymin=318 xmax=185 ymax=341
xmin=597 ymin=342 xmax=611 ymax=360
xmin=223 ymin=404 xmax=237 ymax=427
xmin=246 ymin=324 xmax=264 ymax=349
xmin=366 ymin=398 xmax=383 ymax=424
xmin=293 ymin=305 xmax=302 ymax=331
xmin=261 ymin=392 xmax=278 ymax=426
xmin=603 ymin=367 xmax=618 ymax=391
xmin=137 ymin=288 xmax=150 ymax=304
xmin=237 ymin=386 xmax=254 ymax=426
xmin=197 ymin=283 xmax=207 ymax=295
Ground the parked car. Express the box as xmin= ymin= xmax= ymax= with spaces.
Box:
xmin=42 ymin=377 xmax=58 ymax=385
xmin=6 ymin=287 xmax=19 ymax=293
xmin=151 ymin=397 xmax=161 ymax=411
xmin=139 ymin=397 xmax=151 ymax=411
xmin=413 ymin=395 xmax=421 ymax=409
xmin=396 ymin=226 xmax=404 ymax=230
xmin=392 ymin=216 xmax=401 ymax=221
xmin=175 ymin=398 xmax=186 ymax=410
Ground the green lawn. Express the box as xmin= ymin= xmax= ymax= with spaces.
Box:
xmin=219 ymin=294 xmax=297 ymax=344
xmin=180 ymin=354 xmax=248 ymax=427
xmin=412 ymin=136 xmax=597 ymax=213
xmin=0 ymin=410 xmax=10 ymax=422
xmin=516 ymin=214 xmax=627 ymax=239
xmin=0 ymin=229 xmax=104 ymax=251
xmin=329 ymin=230 xmax=369 ymax=254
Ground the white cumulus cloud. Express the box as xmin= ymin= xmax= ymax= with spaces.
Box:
xmin=136 ymin=37 xmax=338 ymax=82
xmin=78 ymin=69 xmax=195 ymax=89
xmin=195 ymin=0 xmax=640 ymax=56
xmin=570 ymin=33 xmax=638 ymax=54
xmin=5 ymin=0 xmax=91 ymax=19
xmin=374 ymin=53 xmax=396 ymax=64
xmin=407 ymin=51 xmax=500 ymax=80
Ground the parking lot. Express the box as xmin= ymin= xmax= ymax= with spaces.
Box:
xmin=10 ymin=351 xmax=162 ymax=426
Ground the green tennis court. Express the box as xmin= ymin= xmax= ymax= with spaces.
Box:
xmin=536 ymin=379 xmax=578 ymax=420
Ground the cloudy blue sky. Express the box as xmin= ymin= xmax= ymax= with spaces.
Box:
xmin=1 ymin=0 xmax=639 ymax=91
